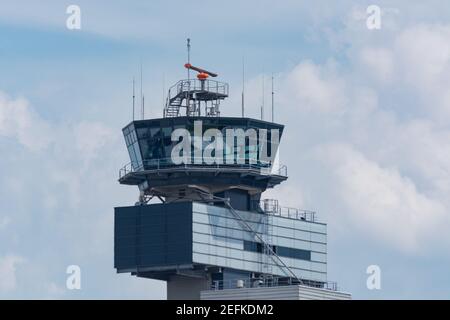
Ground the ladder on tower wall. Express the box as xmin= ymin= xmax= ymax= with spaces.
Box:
xmin=192 ymin=188 xmax=301 ymax=283
xmin=219 ymin=197 xmax=302 ymax=284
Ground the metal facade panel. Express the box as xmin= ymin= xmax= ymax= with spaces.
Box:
xmin=192 ymin=203 xmax=327 ymax=282
xmin=114 ymin=202 xmax=193 ymax=272
xmin=115 ymin=202 xmax=328 ymax=283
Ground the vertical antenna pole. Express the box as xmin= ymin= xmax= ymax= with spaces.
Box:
xmin=242 ymin=56 xmax=245 ymax=118
xmin=271 ymin=73 xmax=274 ymax=122
xmin=162 ymin=73 xmax=166 ymax=108
xmin=140 ymin=59 xmax=143 ymax=119
xmin=261 ymin=73 xmax=265 ymax=120
xmin=187 ymin=38 xmax=191 ymax=116
xmin=132 ymin=77 xmax=135 ymax=121
xmin=187 ymin=38 xmax=191 ymax=78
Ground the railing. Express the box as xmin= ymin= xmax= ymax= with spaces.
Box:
xmin=167 ymin=79 xmax=229 ymax=101
xmin=253 ymin=199 xmax=316 ymax=222
xmin=119 ymin=162 xmax=136 ymax=179
xmin=209 ymin=277 xmax=338 ymax=291
xmin=119 ymin=158 xmax=288 ymax=179
xmin=322 ymin=281 xmax=339 ymax=291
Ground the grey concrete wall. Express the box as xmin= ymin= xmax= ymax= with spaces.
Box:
xmin=167 ymin=275 xmax=210 ymax=300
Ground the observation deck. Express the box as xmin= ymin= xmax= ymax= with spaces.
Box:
xmin=164 ymin=79 xmax=229 ymax=117
xmin=119 ymin=116 xmax=286 ymax=197
xmin=118 ymin=158 xmax=288 ymax=196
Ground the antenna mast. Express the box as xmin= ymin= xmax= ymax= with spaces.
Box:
xmin=271 ymin=73 xmax=274 ymax=122
xmin=187 ymin=38 xmax=191 ymax=78
xmin=261 ymin=73 xmax=265 ymax=120
xmin=164 ymin=41 xmax=228 ymax=118
xmin=142 ymin=95 xmax=145 ymax=119
xmin=162 ymin=73 xmax=166 ymax=110
xmin=187 ymin=38 xmax=191 ymax=115
xmin=132 ymin=77 xmax=135 ymax=121
xmin=140 ymin=60 xmax=144 ymax=119
xmin=242 ymin=57 xmax=245 ymax=117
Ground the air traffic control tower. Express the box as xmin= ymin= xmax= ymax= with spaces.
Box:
xmin=114 ymin=61 xmax=351 ymax=300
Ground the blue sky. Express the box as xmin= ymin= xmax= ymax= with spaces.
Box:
xmin=1 ymin=0 xmax=450 ymax=299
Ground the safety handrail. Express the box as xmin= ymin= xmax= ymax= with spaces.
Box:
xmin=119 ymin=158 xmax=287 ymax=179
xmin=167 ymin=79 xmax=229 ymax=101
xmin=253 ymin=200 xmax=316 ymax=222
xmin=209 ymin=277 xmax=338 ymax=291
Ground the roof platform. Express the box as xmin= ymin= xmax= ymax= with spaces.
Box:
xmin=164 ymin=79 xmax=229 ymax=117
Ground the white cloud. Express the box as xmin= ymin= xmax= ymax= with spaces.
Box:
xmin=74 ymin=121 xmax=115 ymax=162
xmin=0 ymin=92 xmax=52 ymax=151
xmin=283 ymin=61 xmax=348 ymax=114
xmin=394 ymin=25 xmax=450 ymax=119
xmin=353 ymin=25 xmax=450 ymax=119
xmin=318 ymin=144 xmax=447 ymax=253
xmin=0 ymin=216 xmax=11 ymax=230
xmin=0 ymin=88 xmax=129 ymax=298
xmin=395 ymin=25 xmax=450 ymax=86
xmin=0 ymin=255 xmax=24 ymax=293
xmin=266 ymin=19 xmax=450 ymax=256
xmin=391 ymin=120 xmax=450 ymax=196
xmin=359 ymin=47 xmax=394 ymax=84
xmin=45 ymin=282 xmax=66 ymax=298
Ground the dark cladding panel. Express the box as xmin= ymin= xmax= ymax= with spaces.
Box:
xmin=165 ymin=203 xmax=193 ymax=265
xmin=214 ymin=188 xmax=250 ymax=211
xmin=114 ymin=206 xmax=138 ymax=269
xmin=114 ymin=202 xmax=193 ymax=272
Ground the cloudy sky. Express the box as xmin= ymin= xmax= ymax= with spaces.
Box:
xmin=1 ymin=0 xmax=450 ymax=299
